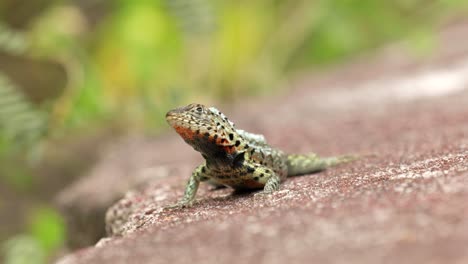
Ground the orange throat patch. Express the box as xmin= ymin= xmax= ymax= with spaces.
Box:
xmin=174 ymin=126 xmax=196 ymax=141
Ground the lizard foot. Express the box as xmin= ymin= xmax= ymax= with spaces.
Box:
xmin=163 ymin=200 xmax=196 ymax=210
xmin=253 ymin=191 xmax=273 ymax=201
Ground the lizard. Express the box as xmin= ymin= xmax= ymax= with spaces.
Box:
xmin=165 ymin=103 xmax=356 ymax=207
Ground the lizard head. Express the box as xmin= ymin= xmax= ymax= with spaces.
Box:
xmin=166 ymin=103 xmax=241 ymax=157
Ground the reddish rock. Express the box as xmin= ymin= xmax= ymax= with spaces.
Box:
xmin=57 ymin=21 xmax=468 ymax=263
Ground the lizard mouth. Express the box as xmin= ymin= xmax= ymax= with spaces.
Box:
xmin=165 ymin=109 xmax=178 ymax=119
xmin=165 ymin=110 xmax=197 ymax=139
xmin=165 ymin=110 xmax=182 ymax=127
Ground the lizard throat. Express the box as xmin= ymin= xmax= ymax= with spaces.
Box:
xmin=173 ymin=125 xmax=237 ymax=158
xmin=174 ymin=125 xmax=197 ymax=141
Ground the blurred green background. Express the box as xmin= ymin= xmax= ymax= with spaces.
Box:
xmin=1 ymin=0 xmax=467 ymax=263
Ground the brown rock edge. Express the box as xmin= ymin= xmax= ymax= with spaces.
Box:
xmin=57 ymin=21 xmax=468 ymax=264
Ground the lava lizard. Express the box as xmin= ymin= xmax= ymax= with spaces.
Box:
xmin=166 ymin=103 xmax=355 ymax=207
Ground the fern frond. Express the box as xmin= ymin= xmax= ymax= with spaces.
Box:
xmin=0 ymin=72 xmax=47 ymax=151
xmin=0 ymin=23 xmax=27 ymax=55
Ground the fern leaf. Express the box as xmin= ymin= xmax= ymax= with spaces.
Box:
xmin=0 ymin=23 xmax=27 ymax=55
xmin=0 ymin=72 xmax=47 ymax=151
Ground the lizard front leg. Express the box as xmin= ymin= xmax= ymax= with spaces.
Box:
xmin=167 ymin=164 xmax=208 ymax=208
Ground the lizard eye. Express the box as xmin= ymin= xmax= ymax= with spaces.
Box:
xmin=196 ymin=106 xmax=203 ymax=112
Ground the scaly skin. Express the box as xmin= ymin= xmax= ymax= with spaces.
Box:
xmin=166 ymin=103 xmax=355 ymax=207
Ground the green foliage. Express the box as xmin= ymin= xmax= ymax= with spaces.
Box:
xmin=0 ymin=74 xmax=46 ymax=191
xmin=165 ymin=0 xmax=215 ymax=35
xmin=2 ymin=207 xmax=65 ymax=264
xmin=0 ymin=74 xmax=47 ymax=154
xmin=0 ymin=23 xmax=28 ymax=54
xmin=0 ymin=23 xmax=45 ymax=160
xmin=58 ymin=63 xmax=108 ymax=130
xmin=90 ymin=0 xmax=184 ymax=128
xmin=16 ymin=0 xmax=468 ymax=134
xmin=27 ymin=206 xmax=66 ymax=252
xmin=3 ymin=235 xmax=47 ymax=264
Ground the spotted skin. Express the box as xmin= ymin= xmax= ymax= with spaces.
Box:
xmin=166 ymin=103 xmax=355 ymax=207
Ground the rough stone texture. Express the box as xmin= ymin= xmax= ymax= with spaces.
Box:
xmin=57 ymin=21 xmax=468 ymax=263
xmin=55 ymin=134 xmax=201 ymax=248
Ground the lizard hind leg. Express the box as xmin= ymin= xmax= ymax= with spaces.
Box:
xmin=242 ymin=163 xmax=281 ymax=197
xmin=237 ymin=161 xmax=282 ymax=194
xmin=263 ymin=173 xmax=281 ymax=193
xmin=286 ymin=154 xmax=357 ymax=176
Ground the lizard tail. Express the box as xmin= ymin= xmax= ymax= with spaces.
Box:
xmin=286 ymin=153 xmax=356 ymax=177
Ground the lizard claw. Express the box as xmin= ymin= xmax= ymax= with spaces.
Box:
xmin=253 ymin=191 xmax=272 ymax=200
xmin=163 ymin=199 xmax=196 ymax=210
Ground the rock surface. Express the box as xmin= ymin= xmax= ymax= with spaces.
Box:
xmin=57 ymin=21 xmax=468 ymax=263
xmin=55 ymin=134 xmax=200 ymax=248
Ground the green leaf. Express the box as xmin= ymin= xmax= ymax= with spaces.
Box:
xmin=2 ymin=235 xmax=46 ymax=264
xmin=27 ymin=207 xmax=65 ymax=252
